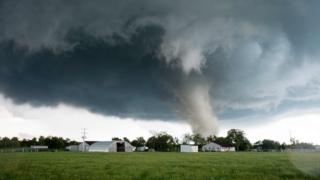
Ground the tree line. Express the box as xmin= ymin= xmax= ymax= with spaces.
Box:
xmin=1 ymin=129 xmax=316 ymax=151
xmin=0 ymin=136 xmax=78 ymax=150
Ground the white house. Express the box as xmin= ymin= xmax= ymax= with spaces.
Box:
xmin=89 ymin=141 xmax=135 ymax=152
xmin=180 ymin=145 xmax=198 ymax=152
xmin=202 ymin=142 xmax=235 ymax=152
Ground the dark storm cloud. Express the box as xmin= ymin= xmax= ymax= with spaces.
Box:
xmin=0 ymin=25 xmax=185 ymax=120
xmin=1 ymin=0 xmax=320 ymax=122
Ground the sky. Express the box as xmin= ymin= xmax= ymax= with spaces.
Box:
xmin=0 ymin=0 xmax=320 ymax=144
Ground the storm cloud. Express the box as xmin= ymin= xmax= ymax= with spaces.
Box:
xmin=1 ymin=0 xmax=320 ymax=135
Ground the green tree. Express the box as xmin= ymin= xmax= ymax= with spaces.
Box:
xmin=146 ymin=132 xmax=176 ymax=151
xmin=112 ymin=137 xmax=122 ymax=141
xmin=38 ymin=136 xmax=46 ymax=145
xmin=10 ymin=137 xmax=20 ymax=148
xmin=206 ymin=135 xmax=215 ymax=142
xmin=214 ymin=136 xmax=229 ymax=145
xmin=261 ymin=139 xmax=280 ymax=150
xmin=226 ymin=129 xmax=251 ymax=151
xmin=131 ymin=137 xmax=146 ymax=147
xmin=192 ymin=134 xmax=206 ymax=146
xmin=0 ymin=137 xmax=11 ymax=148
xmin=123 ymin=137 xmax=130 ymax=143
xmin=182 ymin=133 xmax=193 ymax=144
xmin=183 ymin=133 xmax=206 ymax=146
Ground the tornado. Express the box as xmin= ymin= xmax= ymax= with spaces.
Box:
xmin=178 ymin=83 xmax=218 ymax=137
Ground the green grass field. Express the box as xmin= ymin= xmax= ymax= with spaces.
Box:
xmin=0 ymin=152 xmax=319 ymax=180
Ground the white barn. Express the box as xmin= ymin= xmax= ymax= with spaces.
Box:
xmin=89 ymin=141 xmax=135 ymax=152
xmin=180 ymin=145 xmax=198 ymax=152
xmin=202 ymin=142 xmax=235 ymax=152
xmin=79 ymin=141 xmax=97 ymax=151
xmin=67 ymin=141 xmax=97 ymax=152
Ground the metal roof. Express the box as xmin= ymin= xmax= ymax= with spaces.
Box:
xmin=89 ymin=141 xmax=114 ymax=151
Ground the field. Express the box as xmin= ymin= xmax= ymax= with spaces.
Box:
xmin=0 ymin=152 xmax=319 ymax=180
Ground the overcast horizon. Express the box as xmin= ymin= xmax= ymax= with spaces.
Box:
xmin=1 ymin=0 xmax=320 ymax=145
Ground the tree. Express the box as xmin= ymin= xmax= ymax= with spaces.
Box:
xmin=261 ymin=139 xmax=280 ymax=150
xmin=0 ymin=137 xmax=11 ymax=148
xmin=183 ymin=133 xmax=206 ymax=146
xmin=182 ymin=133 xmax=193 ymax=144
xmin=20 ymin=139 xmax=29 ymax=147
xmin=281 ymin=143 xmax=286 ymax=150
xmin=206 ymin=135 xmax=215 ymax=143
xmin=253 ymin=140 xmax=262 ymax=151
xmin=131 ymin=137 xmax=146 ymax=147
xmin=214 ymin=136 xmax=229 ymax=146
xmin=30 ymin=137 xmax=37 ymax=146
xmin=112 ymin=137 xmax=122 ymax=141
xmin=123 ymin=137 xmax=130 ymax=143
xmin=136 ymin=137 xmax=146 ymax=146
xmin=226 ymin=129 xmax=251 ymax=151
xmin=239 ymin=138 xmax=251 ymax=151
xmin=254 ymin=139 xmax=281 ymax=151
xmin=146 ymin=136 xmax=157 ymax=150
xmin=192 ymin=134 xmax=206 ymax=146
xmin=146 ymin=132 xmax=176 ymax=151
xmin=0 ymin=136 xmax=78 ymax=150
xmin=10 ymin=137 xmax=20 ymax=148
xmin=38 ymin=136 xmax=46 ymax=145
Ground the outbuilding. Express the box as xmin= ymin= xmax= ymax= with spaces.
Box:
xmin=78 ymin=141 xmax=96 ymax=152
xmin=30 ymin=145 xmax=48 ymax=152
xmin=202 ymin=142 xmax=235 ymax=152
xmin=136 ymin=146 xmax=148 ymax=152
xmin=89 ymin=141 xmax=135 ymax=152
xmin=180 ymin=145 xmax=198 ymax=152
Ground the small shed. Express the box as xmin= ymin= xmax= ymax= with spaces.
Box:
xmin=136 ymin=146 xmax=148 ymax=152
xmin=180 ymin=145 xmax=198 ymax=152
xmin=202 ymin=142 xmax=235 ymax=152
xmin=89 ymin=141 xmax=135 ymax=152
xmin=30 ymin=145 xmax=48 ymax=152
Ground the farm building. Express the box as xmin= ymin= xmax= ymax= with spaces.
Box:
xmin=66 ymin=141 xmax=96 ymax=152
xmin=202 ymin=142 xmax=235 ymax=152
xmin=180 ymin=145 xmax=198 ymax=152
xmin=30 ymin=145 xmax=48 ymax=152
xmin=89 ymin=141 xmax=135 ymax=152
xmin=136 ymin=146 xmax=148 ymax=152
xmin=78 ymin=141 xmax=96 ymax=152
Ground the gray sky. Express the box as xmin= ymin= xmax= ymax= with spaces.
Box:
xmin=0 ymin=0 xmax=320 ymax=142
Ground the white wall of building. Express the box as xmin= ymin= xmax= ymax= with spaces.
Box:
xmin=180 ymin=145 xmax=198 ymax=152
xmin=88 ymin=141 xmax=135 ymax=152
xmin=78 ymin=142 xmax=90 ymax=152
xmin=202 ymin=142 xmax=235 ymax=152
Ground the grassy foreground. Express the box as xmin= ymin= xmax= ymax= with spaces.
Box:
xmin=0 ymin=152 xmax=319 ymax=180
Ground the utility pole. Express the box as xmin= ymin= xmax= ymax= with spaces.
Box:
xmin=82 ymin=128 xmax=87 ymax=152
